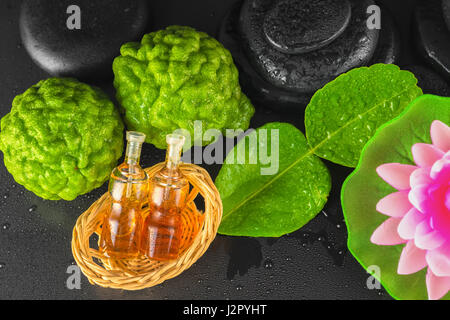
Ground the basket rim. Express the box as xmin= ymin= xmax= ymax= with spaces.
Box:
xmin=71 ymin=162 xmax=222 ymax=290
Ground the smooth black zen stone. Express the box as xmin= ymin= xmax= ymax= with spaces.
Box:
xmin=219 ymin=1 xmax=312 ymax=113
xmin=20 ymin=0 xmax=149 ymax=79
xmin=238 ymin=0 xmax=379 ymax=94
xmin=219 ymin=0 xmax=399 ymax=112
xmin=442 ymin=0 xmax=450 ymax=31
xmin=414 ymin=0 xmax=450 ymax=81
xmin=405 ymin=65 xmax=450 ymax=97
xmin=262 ymin=0 xmax=351 ymax=54
xmin=370 ymin=5 xmax=400 ymax=65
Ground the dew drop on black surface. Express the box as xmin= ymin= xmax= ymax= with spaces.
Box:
xmin=264 ymin=259 xmax=274 ymax=269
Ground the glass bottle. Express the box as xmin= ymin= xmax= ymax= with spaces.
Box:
xmin=99 ymin=131 xmax=148 ymax=259
xmin=140 ymin=134 xmax=189 ymax=261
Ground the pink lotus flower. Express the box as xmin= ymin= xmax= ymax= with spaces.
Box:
xmin=371 ymin=120 xmax=450 ymax=300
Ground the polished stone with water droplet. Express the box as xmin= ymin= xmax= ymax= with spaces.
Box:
xmin=219 ymin=0 xmax=399 ymax=111
xmin=414 ymin=0 xmax=450 ymax=81
xmin=404 ymin=65 xmax=450 ymax=97
xmin=370 ymin=5 xmax=400 ymax=65
xmin=239 ymin=0 xmax=379 ymax=93
xmin=19 ymin=0 xmax=149 ymax=79
xmin=262 ymin=0 xmax=351 ymax=54
xmin=442 ymin=0 xmax=450 ymax=31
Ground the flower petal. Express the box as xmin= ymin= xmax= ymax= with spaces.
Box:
xmin=397 ymin=241 xmax=427 ymax=275
xmin=430 ymin=120 xmax=450 ymax=152
xmin=426 ymin=244 xmax=450 ymax=277
xmin=430 ymin=155 xmax=450 ymax=182
xmin=426 ymin=268 xmax=450 ymax=300
xmin=398 ymin=208 xmax=426 ymax=240
xmin=410 ymin=167 xmax=432 ymax=188
xmin=376 ymin=163 xmax=417 ymax=190
xmin=412 ymin=143 xmax=445 ymax=168
xmin=371 ymin=218 xmax=406 ymax=245
xmin=409 ymin=185 xmax=429 ymax=213
xmin=414 ymin=220 xmax=446 ymax=251
xmin=376 ymin=191 xmax=411 ymax=217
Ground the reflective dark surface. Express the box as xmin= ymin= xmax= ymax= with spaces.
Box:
xmin=0 ymin=0 xmax=437 ymax=300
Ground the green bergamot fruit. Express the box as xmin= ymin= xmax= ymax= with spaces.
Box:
xmin=113 ymin=25 xmax=255 ymax=149
xmin=0 ymin=78 xmax=124 ymax=201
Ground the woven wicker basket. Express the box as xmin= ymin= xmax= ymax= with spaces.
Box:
xmin=71 ymin=162 xmax=222 ymax=290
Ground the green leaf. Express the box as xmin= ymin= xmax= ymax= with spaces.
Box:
xmin=216 ymin=122 xmax=331 ymax=237
xmin=305 ymin=64 xmax=423 ymax=168
xmin=341 ymin=94 xmax=450 ymax=300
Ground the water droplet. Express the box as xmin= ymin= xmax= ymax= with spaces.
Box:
xmin=2 ymin=192 xmax=9 ymax=199
xmin=236 ymin=285 xmax=243 ymax=291
xmin=264 ymin=259 xmax=273 ymax=269
xmin=0 ymin=262 xmax=5 ymax=270
xmin=28 ymin=205 xmax=37 ymax=212
xmin=2 ymin=223 xmax=10 ymax=230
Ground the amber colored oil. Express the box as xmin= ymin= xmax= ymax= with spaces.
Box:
xmin=99 ymin=131 xmax=148 ymax=259
xmin=140 ymin=134 xmax=190 ymax=261
xmin=140 ymin=170 xmax=189 ymax=261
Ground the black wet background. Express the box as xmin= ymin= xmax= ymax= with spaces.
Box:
xmin=0 ymin=0 xmax=427 ymax=299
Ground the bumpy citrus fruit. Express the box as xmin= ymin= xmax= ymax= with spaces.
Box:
xmin=0 ymin=78 xmax=124 ymax=201
xmin=113 ymin=25 xmax=255 ymax=149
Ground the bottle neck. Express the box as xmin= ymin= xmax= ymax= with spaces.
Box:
xmin=164 ymin=143 xmax=182 ymax=175
xmin=125 ymin=141 xmax=143 ymax=166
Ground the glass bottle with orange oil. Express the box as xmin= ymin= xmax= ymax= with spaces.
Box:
xmin=140 ymin=133 xmax=190 ymax=261
xmin=99 ymin=131 xmax=148 ymax=259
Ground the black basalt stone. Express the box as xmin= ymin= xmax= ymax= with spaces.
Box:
xmin=404 ymin=65 xmax=450 ymax=96
xmin=219 ymin=1 xmax=312 ymax=113
xmin=370 ymin=5 xmax=401 ymax=65
xmin=19 ymin=0 xmax=149 ymax=79
xmin=414 ymin=0 xmax=450 ymax=81
xmin=239 ymin=0 xmax=379 ymax=94
xmin=219 ymin=0 xmax=400 ymax=112
xmin=442 ymin=0 xmax=450 ymax=31
xmin=262 ymin=0 xmax=352 ymax=54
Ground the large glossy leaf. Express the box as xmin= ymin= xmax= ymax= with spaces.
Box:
xmin=305 ymin=64 xmax=423 ymax=168
xmin=341 ymin=95 xmax=450 ymax=300
xmin=216 ymin=122 xmax=331 ymax=237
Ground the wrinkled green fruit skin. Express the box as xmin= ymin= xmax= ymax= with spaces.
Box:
xmin=0 ymin=78 xmax=124 ymax=201
xmin=113 ymin=25 xmax=255 ymax=149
